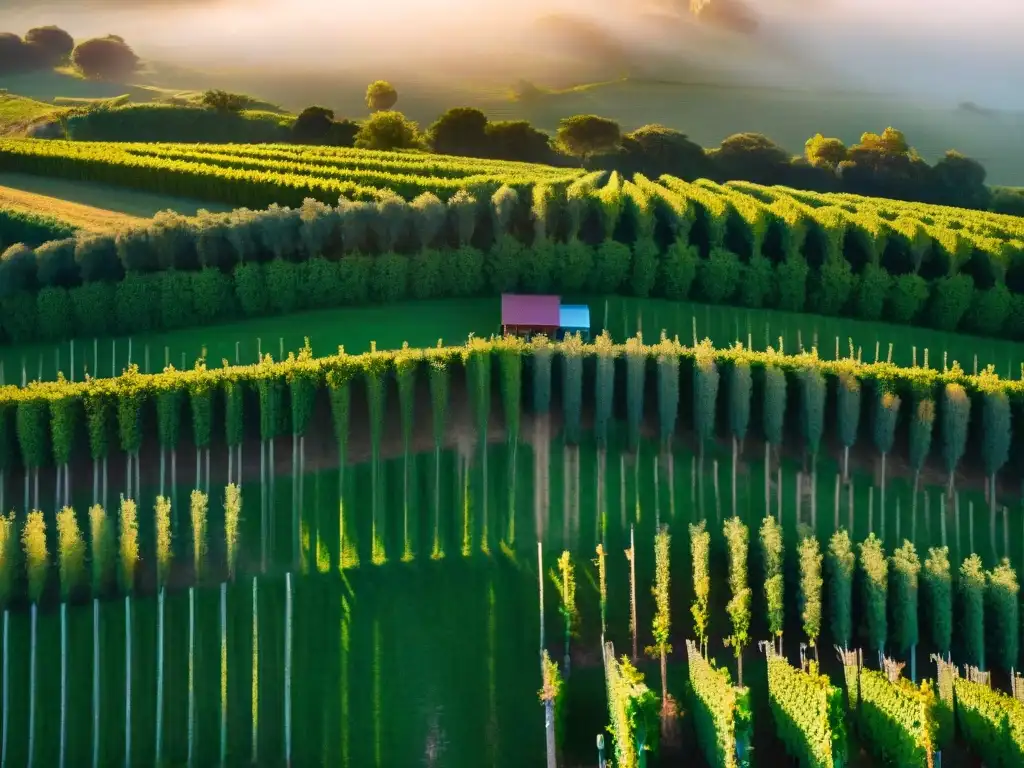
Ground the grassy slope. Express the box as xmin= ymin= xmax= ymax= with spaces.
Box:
xmin=0 ymin=93 xmax=60 ymax=134
xmin=3 ymin=69 xmax=201 ymax=105
xmin=0 ymin=182 xmax=145 ymax=233
xmin=0 ymin=69 xmax=290 ymax=136
xmin=0 ymin=173 xmax=233 ymax=218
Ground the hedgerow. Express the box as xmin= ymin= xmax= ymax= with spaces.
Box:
xmin=858 ymin=669 xmax=938 ymax=766
xmin=0 ymin=334 xmax=1023 ymax=490
xmin=766 ymin=654 xmax=846 ymax=767
xmin=953 ymin=677 xmax=1024 ymax=767
xmin=0 ymin=207 xmax=77 ymax=248
xmin=604 ymin=645 xmax=659 ymax=768
xmin=1 ymin=154 xmax=1024 ymax=342
xmin=686 ymin=640 xmax=751 ymax=768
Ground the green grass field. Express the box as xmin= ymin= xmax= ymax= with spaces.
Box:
xmin=0 ymin=299 xmax=501 ymax=383
xmin=6 ymin=295 xmax=1023 ymax=386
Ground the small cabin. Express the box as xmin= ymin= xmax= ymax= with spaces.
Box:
xmin=501 ymin=294 xmax=560 ymax=339
xmin=558 ymin=304 xmax=591 ymax=341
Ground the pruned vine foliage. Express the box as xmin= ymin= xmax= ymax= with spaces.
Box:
xmin=0 ymin=336 xmax=1019 ymax=490
xmin=766 ymin=652 xmax=846 ymax=768
xmin=858 ymin=668 xmax=938 ymax=766
xmin=604 ymin=644 xmax=659 ymax=768
xmin=687 ymin=640 xmax=751 ymax=768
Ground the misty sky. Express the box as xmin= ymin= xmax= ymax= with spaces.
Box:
xmin=3 ymin=0 xmax=1022 ymax=109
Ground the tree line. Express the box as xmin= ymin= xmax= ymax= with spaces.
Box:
xmin=4 ymin=20 xmax=1019 ymax=216
xmin=292 ymin=95 xmax=1011 ymax=215
xmin=0 ymin=25 xmax=138 ymax=80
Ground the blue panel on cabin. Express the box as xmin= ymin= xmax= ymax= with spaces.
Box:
xmin=559 ymin=304 xmax=591 ymax=330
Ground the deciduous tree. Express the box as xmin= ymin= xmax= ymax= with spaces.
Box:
xmin=365 ymin=80 xmax=398 ymax=112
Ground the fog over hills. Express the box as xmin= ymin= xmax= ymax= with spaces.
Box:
xmin=3 ymin=0 xmax=1020 ymax=110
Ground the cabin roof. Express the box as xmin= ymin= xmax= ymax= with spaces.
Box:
xmin=559 ymin=304 xmax=591 ymax=331
xmin=501 ymin=294 xmax=560 ymax=327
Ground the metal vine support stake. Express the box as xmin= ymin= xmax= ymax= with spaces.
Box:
xmin=628 ymin=525 xmax=637 ymax=661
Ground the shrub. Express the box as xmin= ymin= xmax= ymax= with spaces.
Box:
xmin=427 ymin=107 xmax=489 ymax=156
xmin=555 ymin=240 xmax=594 ymax=294
xmin=1 ymin=292 xmax=36 ymax=342
xmin=200 ymin=90 xmax=252 ymax=112
xmin=738 ymin=254 xmax=773 ymax=307
xmin=0 ymin=243 xmax=37 ymax=297
xmin=519 ymin=241 xmax=556 ymax=293
xmin=35 ymin=238 xmax=78 ymax=287
xmin=115 ymin=272 xmax=159 ymax=332
xmin=158 ymin=270 xmax=194 ymax=329
xmin=926 ymin=274 xmax=974 ymax=331
xmin=300 ymin=257 xmax=343 ymax=309
xmin=291 ymin=106 xmax=335 ymax=144
xmin=190 ymin=267 xmax=235 ymax=324
xmin=70 ymin=281 xmax=115 ymax=337
xmin=690 ymin=521 xmax=711 ymax=651
xmin=234 ymin=261 xmax=269 ymax=316
xmin=354 ymin=110 xmax=420 ymax=151
xmin=22 ymin=511 xmax=48 ymax=603
xmin=965 ymin=284 xmax=1010 ymax=336
xmin=886 ymin=273 xmax=928 ymax=323
xmin=630 ymin=238 xmax=659 ymax=297
xmin=337 ymin=255 xmax=371 ymax=303
xmin=799 ymin=535 xmax=823 ymax=650
xmin=660 ymin=240 xmax=698 ymax=299
xmin=556 ymin=114 xmax=621 ymax=162
xmin=855 ymin=262 xmax=891 ymax=320
xmin=591 ymin=240 xmax=631 ymax=294
xmin=723 ymin=517 xmax=751 ymax=684
xmin=36 ymin=286 xmax=72 ymax=341
xmin=265 ymin=258 xmax=301 ymax=314
xmin=370 ymin=252 xmax=409 ymax=303
xmin=486 ymin=235 xmax=523 ymax=294
xmin=698 ymin=248 xmax=742 ymax=304
xmin=485 ymin=120 xmax=553 ymax=163
xmin=810 ymin=255 xmax=855 ymax=315
xmin=774 ymin=255 xmax=809 ymax=311
xmin=75 ymin=234 xmax=121 ymax=282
